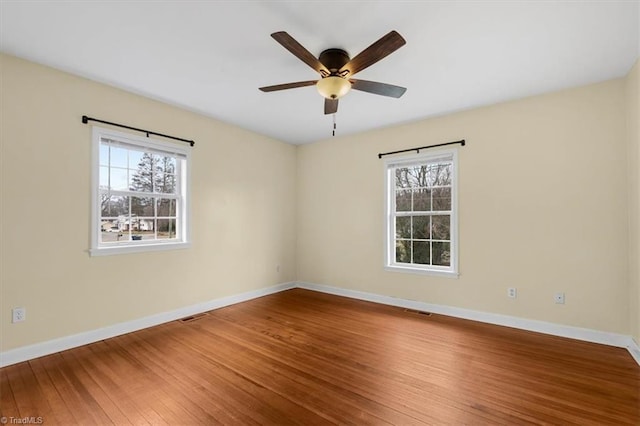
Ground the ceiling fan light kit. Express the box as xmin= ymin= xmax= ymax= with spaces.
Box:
xmin=259 ymin=30 xmax=407 ymax=116
xmin=316 ymin=76 xmax=351 ymax=99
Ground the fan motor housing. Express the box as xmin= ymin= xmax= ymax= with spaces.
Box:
xmin=319 ymin=49 xmax=350 ymax=73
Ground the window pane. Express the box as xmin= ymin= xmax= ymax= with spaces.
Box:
xmin=100 ymin=220 xmax=125 ymax=243
xmin=130 ymin=153 xmax=156 ymax=192
xmin=396 ymin=216 xmax=411 ymax=239
xmin=395 ymin=168 xmax=410 ymax=189
xmin=425 ymin=165 xmax=436 ymax=187
xmin=396 ymin=190 xmax=411 ymax=212
xmin=109 ymin=168 xmax=129 ymax=191
xmin=432 ymin=163 xmax=452 ymax=186
xmin=135 ymin=219 xmax=155 ymax=232
xmin=159 ymin=156 xmax=176 ymax=173
xmin=101 ymin=219 xmax=118 ymax=232
xmin=131 ymin=218 xmax=155 ymax=241
xmin=407 ymin=166 xmax=426 ymax=188
xmin=158 ymin=219 xmax=177 ymax=239
xmin=413 ymin=241 xmax=430 ymax=264
xmin=128 ymin=150 xmax=145 ymax=169
xmin=413 ymin=216 xmax=430 ymax=240
xmin=99 ymin=166 xmax=109 ymax=189
xmin=157 ymin=198 xmax=176 ymax=217
xmin=153 ymin=154 xmax=165 ymax=193
xmin=101 ymin=195 xmax=128 ymax=217
xmin=395 ymin=240 xmax=411 ymax=263
xmin=431 ymin=215 xmax=450 ymax=240
xmin=131 ymin=196 xmax=154 ymax=216
xmin=99 ymin=144 xmax=110 ymax=166
xmin=157 ymin=173 xmax=176 ymax=194
xmin=432 ymin=242 xmax=451 ymax=266
xmin=432 ymin=187 xmax=451 ymax=211
xmin=109 ymin=146 xmax=128 ymax=168
xmin=152 ymin=153 xmax=165 ymax=167
xmin=413 ymin=188 xmax=431 ymax=211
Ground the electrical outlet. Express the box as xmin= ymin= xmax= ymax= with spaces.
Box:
xmin=12 ymin=307 xmax=26 ymax=323
xmin=554 ymin=292 xmax=565 ymax=304
xmin=507 ymin=287 xmax=517 ymax=299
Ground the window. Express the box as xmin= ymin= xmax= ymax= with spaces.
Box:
xmin=91 ymin=126 xmax=190 ymax=256
xmin=384 ymin=149 xmax=458 ymax=276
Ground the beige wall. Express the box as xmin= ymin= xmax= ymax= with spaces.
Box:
xmin=2 ymin=52 xmax=638 ymax=354
xmin=297 ymin=78 xmax=630 ymax=334
xmin=0 ymin=54 xmax=297 ymax=351
xmin=628 ymin=59 xmax=640 ymax=344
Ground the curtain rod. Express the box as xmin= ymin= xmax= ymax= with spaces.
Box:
xmin=82 ymin=115 xmax=195 ymax=147
xmin=378 ymin=139 xmax=465 ymax=159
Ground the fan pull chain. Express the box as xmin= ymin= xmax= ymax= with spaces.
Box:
xmin=332 ymin=113 xmax=336 ymax=137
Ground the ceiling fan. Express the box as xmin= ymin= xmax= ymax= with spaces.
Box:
xmin=259 ymin=31 xmax=407 ymax=115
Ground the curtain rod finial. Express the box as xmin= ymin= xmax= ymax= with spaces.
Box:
xmin=82 ymin=115 xmax=88 ymax=124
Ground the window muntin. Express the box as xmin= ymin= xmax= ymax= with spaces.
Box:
xmin=385 ymin=150 xmax=458 ymax=276
xmin=91 ymin=127 xmax=190 ymax=255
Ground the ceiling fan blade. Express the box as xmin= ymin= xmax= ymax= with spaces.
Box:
xmin=324 ymin=98 xmax=338 ymax=115
xmin=271 ymin=32 xmax=329 ymax=76
xmin=339 ymin=30 xmax=406 ymax=76
xmin=259 ymin=80 xmax=318 ymax=92
xmin=350 ymin=79 xmax=407 ymax=98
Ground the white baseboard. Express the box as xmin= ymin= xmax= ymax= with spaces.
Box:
xmin=2 ymin=280 xmax=639 ymax=369
xmin=296 ymin=281 xmax=640 ymax=366
xmin=628 ymin=338 xmax=640 ymax=365
xmin=0 ymin=282 xmax=296 ymax=368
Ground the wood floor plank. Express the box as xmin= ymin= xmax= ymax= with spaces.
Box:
xmin=119 ymin=325 xmax=326 ymax=425
xmin=60 ymin=349 xmax=133 ymax=425
xmin=115 ymin=329 xmax=262 ymax=425
xmin=0 ymin=367 xmax=20 ymax=420
xmin=1 ymin=288 xmax=638 ymax=424
xmin=81 ymin=341 xmax=160 ymax=425
xmin=180 ymin=323 xmax=410 ymax=424
xmin=199 ymin=312 xmax=466 ymax=423
xmin=30 ymin=357 xmax=82 ymax=425
xmin=95 ymin=338 xmax=201 ymax=425
xmin=12 ymin=359 xmax=57 ymax=424
xmin=213 ymin=296 xmax=530 ymax=422
xmin=51 ymin=352 xmax=115 ymax=424
xmin=29 ymin=353 xmax=98 ymax=425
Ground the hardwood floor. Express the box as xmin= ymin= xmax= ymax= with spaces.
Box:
xmin=1 ymin=288 xmax=639 ymax=425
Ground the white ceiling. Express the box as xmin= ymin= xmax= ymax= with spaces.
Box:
xmin=1 ymin=1 xmax=638 ymax=145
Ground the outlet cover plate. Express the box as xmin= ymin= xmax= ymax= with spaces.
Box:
xmin=12 ymin=307 xmax=25 ymax=323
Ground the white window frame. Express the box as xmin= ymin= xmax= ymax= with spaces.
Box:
xmin=90 ymin=126 xmax=191 ymax=256
xmin=384 ymin=149 xmax=459 ymax=277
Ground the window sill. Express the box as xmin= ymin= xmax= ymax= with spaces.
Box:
xmin=90 ymin=241 xmax=190 ymax=256
xmin=384 ymin=265 xmax=459 ymax=278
